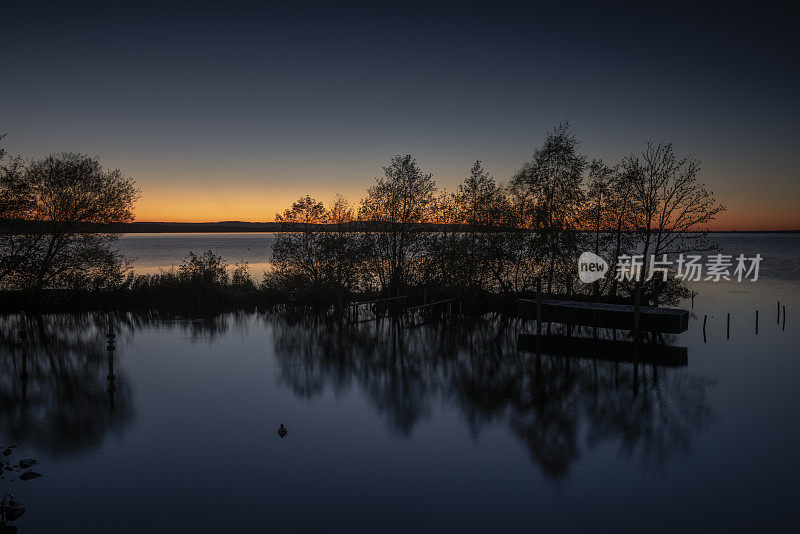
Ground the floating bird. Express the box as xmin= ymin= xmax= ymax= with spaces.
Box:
xmin=277 ymin=423 xmax=287 ymax=438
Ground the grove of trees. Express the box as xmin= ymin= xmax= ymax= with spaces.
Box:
xmin=1 ymin=125 xmax=724 ymax=309
xmin=269 ymin=125 xmax=724 ymax=306
xmin=0 ymin=137 xmax=139 ymax=294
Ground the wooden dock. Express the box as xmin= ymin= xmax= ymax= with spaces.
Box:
xmin=403 ymin=299 xmax=455 ymax=314
xmin=518 ymin=334 xmax=688 ymax=366
xmin=517 ymin=299 xmax=689 ymax=334
xmin=402 ymin=299 xmax=456 ymax=327
xmin=349 ymin=295 xmax=407 ymax=322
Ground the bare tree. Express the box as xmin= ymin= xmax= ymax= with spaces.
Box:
xmin=579 ymin=159 xmax=639 ymax=298
xmin=0 ymin=138 xmax=36 ymax=285
xmin=358 ymin=155 xmax=436 ymax=296
xmin=606 ymin=164 xmax=637 ymax=298
xmin=1 ymin=152 xmax=139 ymax=291
xmin=270 ymin=194 xmax=364 ymax=301
xmin=510 ymin=124 xmax=586 ymax=293
xmin=625 ymin=142 xmax=725 ymax=303
xmin=451 ymin=161 xmax=515 ymax=294
xmin=271 ymin=195 xmax=329 ymax=287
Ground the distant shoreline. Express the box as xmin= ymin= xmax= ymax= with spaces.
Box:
xmin=121 ymin=222 xmax=800 ymax=234
xmin=4 ymin=220 xmax=798 ymax=234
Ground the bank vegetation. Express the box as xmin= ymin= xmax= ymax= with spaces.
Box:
xmin=0 ymin=126 xmax=724 ymax=312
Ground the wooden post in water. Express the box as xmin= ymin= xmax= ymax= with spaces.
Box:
xmin=536 ymin=278 xmax=542 ymax=333
xmin=633 ymin=287 xmax=641 ymax=341
xmin=536 ymin=277 xmax=542 ymax=354
xmin=566 ymin=277 xmax=573 ymax=338
xmin=727 ymin=313 xmax=730 ymax=340
xmin=107 ymin=313 xmax=116 ymax=409
xmin=703 ymin=314 xmax=707 ymax=343
xmin=18 ymin=310 xmax=27 ymax=352
xmin=755 ymin=310 xmax=759 ymax=335
xmin=19 ymin=311 xmax=28 ymax=383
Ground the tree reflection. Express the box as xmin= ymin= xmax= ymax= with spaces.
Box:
xmin=0 ymin=310 xmax=255 ymax=460
xmin=0 ymin=310 xmax=713 ymax=482
xmin=270 ymin=311 xmax=712 ymax=480
xmin=0 ymin=314 xmax=134 ymax=456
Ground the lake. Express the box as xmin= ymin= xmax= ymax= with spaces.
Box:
xmin=115 ymin=232 xmax=279 ymax=276
xmin=2 ymin=234 xmax=799 ymax=532
xmin=114 ymin=232 xmax=800 ymax=282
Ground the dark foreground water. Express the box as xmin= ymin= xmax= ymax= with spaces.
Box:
xmin=2 ymin=235 xmax=800 ymax=532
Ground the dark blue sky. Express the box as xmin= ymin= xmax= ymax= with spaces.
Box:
xmin=2 ymin=1 xmax=798 ymax=227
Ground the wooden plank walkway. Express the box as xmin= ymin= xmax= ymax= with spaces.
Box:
xmin=351 ymin=295 xmax=408 ymax=307
xmin=403 ymin=299 xmax=455 ymax=313
xmin=517 ymin=299 xmax=689 ymax=334
xmin=348 ymin=295 xmax=408 ymax=322
xmin=402 ymin=299 xmax=456 ymax=328
xmin=518 ymin=334 xmax=688 ymax=366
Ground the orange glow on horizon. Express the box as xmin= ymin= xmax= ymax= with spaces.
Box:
xmin=133 ymin=186 xmax=367 ymax=224
xmin=134 ymin=203 xmax=800 ymax=231
xmin=132 ymin=183 xmax=800 ymax=231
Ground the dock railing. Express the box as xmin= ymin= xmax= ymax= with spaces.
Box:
xmin=348 ymin=295 xmax=408 ymax=323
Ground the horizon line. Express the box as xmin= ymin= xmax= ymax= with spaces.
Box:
xmin=127 ymin=220 xmax=800 ymax=233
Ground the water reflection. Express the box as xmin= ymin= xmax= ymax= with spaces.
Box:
xmin=270 ymin=311 xmax=713 ymax=480
xmin=0 ymin=310 xmax=713 ymax=483
xmin=126 ymin=310 xmax=253 ymax=343
xmin=0 ymin=314 xmax=134 ymax=456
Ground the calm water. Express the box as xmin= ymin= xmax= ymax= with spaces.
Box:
xmin=116 ymin=233 xmax=278 ymax=275
xmin=115 ymin=232 xmax=800 ymax=282
xmin=2 ymin=234 xmax=800 ymax=532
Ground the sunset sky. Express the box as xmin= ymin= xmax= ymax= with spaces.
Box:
xmin=2 ymin=2 xmax=798 ymax=230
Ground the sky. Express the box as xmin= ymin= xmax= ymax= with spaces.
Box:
xmin=1 ymin=1 xmax=798 ymax=229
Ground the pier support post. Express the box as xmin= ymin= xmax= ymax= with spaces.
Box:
xmin=633 ymin=288 xmax=641 ymax=341
xmin=727 ymin=313 xmax=730 ymax=340
xmin=536 ymin=277 xmax=542 ymax=354
xmin=19 ymin=312 xmax=28 ymax=383
xmin=107 ymin=313 xmax=117 ymax=409
xmin=703 ymin=314 xmax=707 ymax=342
